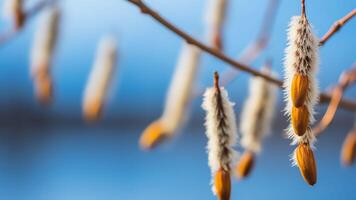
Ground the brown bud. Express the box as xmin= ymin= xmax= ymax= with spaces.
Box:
xmin=34 ymin=74 xmax=53 ymax=105
xmin=83 ymin=96 xmax=102 ymax=122
xmin=215 ymin=168 xmax=231 ymax=200
xmin=291 ymin=73 xmax=309 ymax=108
xmin=291 ymin=105 xmax=309 ymax=136
xmin=236 ymin=151 xmax=254 ymax=179
xmin=14 ymin=9 xmax=25 ymax=30
xmin=295 ymin=143 xmax=317 ymax=186
xmin=139 ymin=120 xmax=167 ymax=150
xmin=341 ymin=130 xmax=356 ymax=166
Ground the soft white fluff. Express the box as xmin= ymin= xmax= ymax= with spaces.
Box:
xmin=83 ymin=36 xmax=117 ymax=109
xmin=30 ymin=6 xmax=60 ymax=77
xmin=284 ymin=15 xmax=319 ymax=147
xmin=2 ymin=0 xmax=21 ymax=19
xmin=240 ymin=68 xmax=277 ymax=153
xmin=202 ymin=86 xmax=238 ymax=193
xmin=160 ymin=43 xmax=201 ymax=134
xmin=204 ymin=0 xmax=227 ymax=44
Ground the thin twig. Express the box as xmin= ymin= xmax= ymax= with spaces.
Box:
xmin=127 ymin=0 xmax=356 ymax=111
xmin=313 ymin=66 xmax=356 ymax=136
xmin=319 ymin=9 xmax=356 ymax=46
xmin=0 ymin=0 xmax=55 ymax=46
xmin=219 ymin=0 xmax=280 ymax=87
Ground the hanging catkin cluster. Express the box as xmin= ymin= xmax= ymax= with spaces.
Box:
xmin=237 ymin=66 xmax=277 ymax=179
xmin=139 ymin=43 xmax=200 ymax=150
xmin=202 ymin=72 xmax=238 ymax=200
xmin=284 ymin=10 xmax=319 ymax=186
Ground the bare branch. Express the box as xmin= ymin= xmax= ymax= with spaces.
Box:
xmin=0 ymin=0 xmax=55 ymax=46
xmin=127 ymin=0 xmax=356 ymax=111
xmin=319 ymin=9 xmax=356 ymax=46
xmin=314 ymin=66 xmax=356 ymax=136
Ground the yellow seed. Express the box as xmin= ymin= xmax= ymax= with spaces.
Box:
xmin=291 ymin=105 xmax=309 ymax=136
xmin=34 ymin=74 xmax=52 ymax=105
xmin=295 ymin=143 xmax=317 ymax=186
xmin=341 ymin=131 xmax=356 ymax=166
xmin=215 ymin=168 xmax=231 ymax=200
xmin=236 ymin=151 xmax=254 ymax=179
xmin=291 ymin=73 xmax=309 ymax=108
xmin=139 ymin=120 xmax=167 ymax=150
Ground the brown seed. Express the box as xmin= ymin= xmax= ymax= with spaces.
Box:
xmin=236 ymin=151 xmax=254 ymax=179
xmin=14 ymin=8 xmax=25 ymax=30
xmin=291 ymin=105 xmax=309 ymax=136
xmin=341 ymin=130 xmax=356 ymax=166
xmin=215 ymin=168 xmax=231 ymax=200
xmin=291 ymin=73 xmax=309 ymax=108
xmin=139 ymin=120 xmax=167 ymax=150
xmin=295 ymin=143 xmax=317 ymax=186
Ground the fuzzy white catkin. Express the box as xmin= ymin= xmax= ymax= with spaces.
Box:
xmin=284 ymin=15 xmax=319 ymax=148
xmin=202 ymin=86 xmax=238 ymax=193
xmin=2 ymin=0 xmax=21 ymax=19
xmin=30 ymin=6 xmax=60 ymax=77
xmin=83 ymin=36 xmax=117 ymax=109
xmin=204 ymin=0 xmax=227 ymax=44
xmin=160 ymin=43 xmax=201 ymax=134
xmin=240 ymin=68 xmax=277 ymax=153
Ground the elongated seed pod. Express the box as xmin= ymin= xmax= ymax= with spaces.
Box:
xmin=83 ymin=36 xmax=117 ymax=121
xmin=202 ymin=72 xmax=238 ymax=199
xmin=2 ymin=0 xmax=25 ymax=29
xmin=30 ymin=6 xmax=60 ymax=104
xmin=284 ymin=14 xmax=319 ymax=147
xmin=293 ymin=143 xmax=317 ymax=186
xmin=205 ymin=0 xmax=227 ymax=49
xmin=240 ymin=67 xmax=277 ymax=153
xmin=139 ymin=43 xmax=201 ymax=149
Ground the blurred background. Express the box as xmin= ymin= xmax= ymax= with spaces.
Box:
xmin=0 ymin=0 xmax=355 ymax=199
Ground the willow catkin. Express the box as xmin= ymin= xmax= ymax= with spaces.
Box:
xmin=284 ymin=13 xmax=319 ymax=186
xmin=2 ymin=0 xmax=25 ymax=29
xmin=237 ymin=67 xmax=277 ymax=178
xmin=139 ymin=43 xmax=200 ymax=149
xmin=240 ymin=67 xmax=277 ymax=153
xmin=202 ymin=72 xmax=238 ymax=200
xmin=30 ymin=6 xmax=60 ymax=104
xmin=83 ymin=36 xmax=117 ymax=121
xmin=284 ymin=14 xmax=319 ymax=147
xmin=205 ymin=0 xmax=227 ymax=49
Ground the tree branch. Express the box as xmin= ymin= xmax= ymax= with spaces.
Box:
xmin=314 ymin=66 xmax=356 ymax=136
xmin=319 ymin=9 xmax=356 ymax=46
xmin=127 ymin=0 xmax=356 ymax=111
xmin=0 ymin=0 xmax=55 ymax=46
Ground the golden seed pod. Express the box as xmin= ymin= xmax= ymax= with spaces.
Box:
xmin=236 ymin=151 xmax=254 ymax=179
xmin=295 ymin=143 xmax=317 ymax=186
xmin=341 ymin=131 xmax=356 ymax=166
xmin=291 ymin=73 xmax=309 ymax=108
xmin=34 ymin=74 xmax=53 ymax=105
xmin=83 ymin=96 xmax=102 ymax=122
xmin=291 ymin=105 xmax=309 ymax=136
xmin=215 ymin=168 xmax=231 ymax=200
xmin=139 ymin=120 xmax=167 ymax=150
